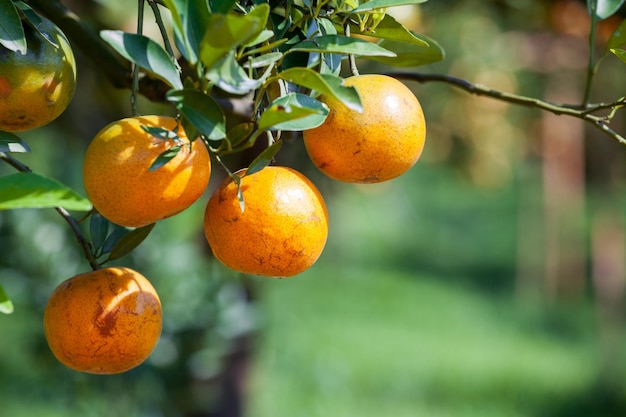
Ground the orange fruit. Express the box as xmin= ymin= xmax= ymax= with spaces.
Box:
xmin=0 ymin=14 xmax=76 ymax=132
xmin=83 ymin=115 xmax=211 ymax=227
xmin=204 ymin=166 xmax=328 ymax=277
xmin=43 ymin=267 xmax=162 ymax=374
xmin=303 ymin=74 xmax=426 ymax=183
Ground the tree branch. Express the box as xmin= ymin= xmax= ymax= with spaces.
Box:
xmin=0 ymin=153 xmax=100 ymax=271
xmin=390 ymin=72 xmax=626 ymax=146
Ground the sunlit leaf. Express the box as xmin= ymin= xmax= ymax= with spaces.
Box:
xmin=366 ymin=33 xmax=444 ymax=67
xmin=0 ymin=0 xmax=26 ymax=53
xmin=351 ymin=0 xmax=427 ymax=13
xmin=277 ymin=68 xmax=362 ymax=112
xmin=345 ymin=14 xmax=428 ymax=46
xmin=242 ymin=52 xmax=282 ymax=69
xmin=167 ymin=89 xmax=227 ymax=140
xmin=206 ymin=50 xmax=272 ymax=94
xmin=244 ymin=29 xmax=275 ymax=47
xmin=107 ymin=223 xmax=156 ymax=261
xmin=258 ymin=93 xmax=328 ymax=131
xmin=101 ymin=30 xmax=183 ymax=89
xmin=588 ymin=0 xmax=626 ymax=19
xmin=0 ymin=283 xmax=13 ymax=314
xmin=163 ymin=0 xmax=211 ymax=64
xmin=245 ymin=140 xmax=282 ymax=177
xmin=199 ymin=9 xmax=267 ymax=69
xmin=0 ymin=132 xmax=31 ymax=153
xmin=17 ymin=3 xmax=59 ymax=48
xmin=607 ymin=19 xmax=626 ymax=52
xmin=611 ymin=48 xmax=626 ymax=64
xmin=289 ymin=35 xmax=396 ymax=57
xmin=0 ymin=173 xmax=92 ymax=211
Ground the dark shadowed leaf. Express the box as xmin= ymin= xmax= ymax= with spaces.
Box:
xmin=0 ymin=0 xmax=26 ymax=53
xmin=101 ymin=30 xmax=183 ymax=89
xmin=0 ymin=132 xmax=31 ymax=153
xmin=0 ymin=173 xmax=92 ymax=211
xmin=258 ymin=93 xmax=328 ymax=131
xmin=227 ymin=122 xmax=255 ymax=148
xmin=150 ymin=146 xmax=182 ymax=171
xmin=90 ymin=212 xmax=110 ymax=252
xmin=210 ymin=0 xmax=238 ymax=14
xmin=246 ymin=140 xmax=282 ymax=177
xmin=107 ymin=223 xmax=156 ymax=261
xmin=0 ymin=283 xmax=13 ymax=314
xmin=167 ymin=89 xmax=227 ymax=140
xmin=277 ymin=68 xmax=362 ymax=112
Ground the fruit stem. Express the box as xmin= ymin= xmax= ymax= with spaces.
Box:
xmin=0 ymin=152 xmax=100 ymax=271
xmin=344 ymin=23 xmax=359 ymax=76
xmin=130 ymin=0 xmax=146 ymax=117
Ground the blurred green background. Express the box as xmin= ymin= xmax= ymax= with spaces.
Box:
xmin=1 ymin=0 xmax=626 ymax=416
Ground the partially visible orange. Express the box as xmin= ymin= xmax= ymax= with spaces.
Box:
xmin=0 ymin=14 xmax=76 ymax=132
xmin=43 ymin=267 xmax=162 ymax=374
xmin=204 ymin=166 xmax=328 ymax=277
xmin=303 ymin=74 xmax=426 ymax=183
xmin=83 ymin=115 xmax=211 ymax=227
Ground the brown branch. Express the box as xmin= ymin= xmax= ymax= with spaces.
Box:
xmin=390 ymin=72 xmax=626 ymax=146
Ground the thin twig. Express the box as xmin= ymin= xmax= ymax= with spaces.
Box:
xmin=131 ymin=0 xmax=146 ymax=116
xmin=390 ymin=72 xmax=626 ymax=146
xmin=0 ymin=153 xmax=99 ymax=270
xmin=344 ymin=23 xmax=359 ymax=76
xmin=148 ymin=0 xmax=176 ymax=59
xmin=583 ymin=0 xmax=598 ymax=106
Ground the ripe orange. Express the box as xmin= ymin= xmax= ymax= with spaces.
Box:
xmin=303 ymin=74 xmax=426 ymax=183
xmin=0 ymin=15 xmax=76 ymax=132
xmin=43 ymin=267 xmax=162 ymax=374
xmin=204 ymin=166 xmax=328 ymax=277
xmin=83 ymin=115 xmax=211 ymax=227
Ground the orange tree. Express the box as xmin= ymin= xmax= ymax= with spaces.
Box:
xmin=0 ymin=0 xmax=625 ymax=375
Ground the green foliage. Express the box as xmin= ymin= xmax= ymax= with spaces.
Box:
xmin=0 ymin=283 xmax=14 ymax=314
xmin=0 ymin=0 xmax=26 ymax=53
xmin=100 ymin=30 xmax=183 ymax=89
xmin=0 ymin=132 xmax=30 ymax=153
xmin=0 ymin=173 xmax=91 ymax=211
xmin=588 ymin=0 xmax=626 ymax=20
xmin=166 ymin=89 xmax=227 ymax=140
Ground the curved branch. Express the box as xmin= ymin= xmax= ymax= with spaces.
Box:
xmin=0 ymin=153 xmax=100 ymax=270
xmin=390 ymin=72 xmax=626 ymax=146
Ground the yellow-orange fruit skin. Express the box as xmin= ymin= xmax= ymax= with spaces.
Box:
xmin=43 ymin=267 xmax=162 ymax=374
xmin=204 ymin=166 xmax=328 ymax=277
xmin=83 ymin=115 xmax=211 ymax=227
xmin=303 ymin=74 xmax=426 ymax=183
xmin=0 ymin=15 xmax=76 ymax=132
